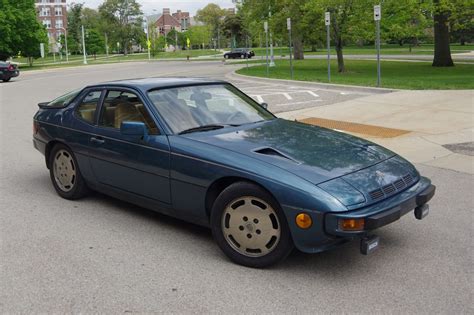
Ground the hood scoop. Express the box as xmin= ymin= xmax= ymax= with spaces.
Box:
xmin=253 ymin=147 xmax=301 ymax=164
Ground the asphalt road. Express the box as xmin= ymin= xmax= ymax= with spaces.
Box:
xmin=0 ymin=61 xmax=472 ymax=313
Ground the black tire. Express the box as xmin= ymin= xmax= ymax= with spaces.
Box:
xmin=224 ymin=55 xmax=229 ymax=59
xmin=49 ymin=144 xmax=89 ymax=200
xmin=210 ymin=182 xmax=294 ymax=268
xmin=3 ymin=78 xmax=11 ymax=82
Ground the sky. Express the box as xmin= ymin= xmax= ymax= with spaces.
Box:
xmin=79 ymin=0 xmax=237 ymax=15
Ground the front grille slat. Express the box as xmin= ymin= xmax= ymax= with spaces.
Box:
xmin=369 ymin=173 xmax=415 ymax=201
xmin=370 ymin=189 xmax=384 ymax=201
xmin=382 ymin=184 xmax=396 ymax=195
xmin=394 ymin=179 xmax=406 ymax=190
xmin=403 ymin=174 xmax=413 ymax=185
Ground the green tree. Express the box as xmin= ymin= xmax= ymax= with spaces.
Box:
xmin=99 ymin=0 xmax=144 ymax=55
xmin=305 ymin=0 xmax=364 ymax=72
xmin=223 ymin=13 xmax=245 ymax=48
xmin=85 ymin=29 xmax=104 ymax=58
xmin=195 ymin=3 xmax=226 ymax=49
xmin=241 ymin=0 xmax=310 ymax=60
xmin=187 ymin=25 xmax=212 ymax=49
xmin=166 ymin=29 xmax=185 ymax=49
xmin=380 ymin=0 xmax=431 ymax=50
xmin=449 ymin=0 xmax=474 ymax=45
xmin=67 ymin=2 xmax=84 ymax=54
xmin=0 ymin=0 xmax=48 ymax=63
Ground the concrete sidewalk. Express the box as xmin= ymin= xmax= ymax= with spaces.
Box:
xmin=278 ymin=90 xmax=474 ymax=174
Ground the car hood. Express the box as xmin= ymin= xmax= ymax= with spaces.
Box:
xmin=186 ymin=119 xmax=396 ymax=185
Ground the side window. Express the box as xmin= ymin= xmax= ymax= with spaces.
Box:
xmin=75 ymin=90 xmax=102 ymax=124
xmin=99 ymin=90 xmax=159 ymax=135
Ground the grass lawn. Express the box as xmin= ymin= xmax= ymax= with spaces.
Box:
xmin=12 ymin=49 xmax=222 ymax=71
xmin=236 ymin=59 xmax=474 ymax=90
xmin=251 ymin=44 xmax=474 ymax=57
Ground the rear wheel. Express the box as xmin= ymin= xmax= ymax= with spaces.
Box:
xmin=2 ymin=78 xmax=11 ymax=82
xmin=211 ymin=182 xmax=294 ymax=268
xmin=49 ymin=144 xmax=88 ymax=199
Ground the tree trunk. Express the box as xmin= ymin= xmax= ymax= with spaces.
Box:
xmin=460 ymin=34 xmax=465 ymax=46
xmin=335 ymin=36 xmax=345 ymax=73
xmin=293 ymin=35 xmax=304 ymax=60
xmin=432 ymin=0 xmax=454 ymax=67
xmin=28 ymin=57 xmax=33 ymax=67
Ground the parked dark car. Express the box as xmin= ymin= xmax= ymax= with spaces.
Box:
xmin=224 ymin=48 xmax=255 ymax=59
xmin=33 ymin=78 xmax=435 ymax=267
xmin=0 ymin=61 xmax=19 ymax=82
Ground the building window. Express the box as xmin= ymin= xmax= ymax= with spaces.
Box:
xmin=40 ymin=7 xmax=50 ymax=16
xmin=55 ymin=6 xmax=62 ymax=16
xmin=55 ymin=19 xmax=63 ymax=29
xmin=43 ymin=19 xmax=52 ymax=28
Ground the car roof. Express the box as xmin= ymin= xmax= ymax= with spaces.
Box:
xmin=86 ymin=77 xmax=227 ymax=92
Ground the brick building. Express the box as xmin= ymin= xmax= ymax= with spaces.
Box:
xmin=35 ymin=0 xmax=68 ymax=52
xmin=155 ymin=8 xmax=191 ymax=36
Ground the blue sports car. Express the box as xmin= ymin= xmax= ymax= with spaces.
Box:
xmin=33 ymin=78 xmax=435 ymax=267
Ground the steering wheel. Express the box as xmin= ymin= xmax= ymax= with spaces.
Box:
xmin=225 ymin=111 xmax=247 ymax=125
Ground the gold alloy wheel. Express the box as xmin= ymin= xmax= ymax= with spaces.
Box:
xmin=52 ymin=149 xmax=76 ymax=192
xmin=222 ymin=196 xmax=281 ymax=257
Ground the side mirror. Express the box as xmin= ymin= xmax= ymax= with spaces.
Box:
xmin=260 ymin=102 xmax=268 ymax=109
xmin=120 ymin=121 xmax=148 ymax=140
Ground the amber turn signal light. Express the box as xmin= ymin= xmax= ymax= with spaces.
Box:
xmin=339 ymin=218 xmax=365 ymax=231
xmin=296 ymin=213 xmax=312 ymax=229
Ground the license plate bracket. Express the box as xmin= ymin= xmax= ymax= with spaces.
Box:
xmin=360 ymin=235 xmax=380 ymax=255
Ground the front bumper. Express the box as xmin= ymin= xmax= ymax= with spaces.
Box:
xmin=325 ymin=176 xmax=435 ymax=237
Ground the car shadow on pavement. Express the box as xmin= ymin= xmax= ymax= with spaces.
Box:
xmin=31 ymin=172 xmax=409 ymax=274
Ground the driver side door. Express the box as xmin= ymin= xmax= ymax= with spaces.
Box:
xmin=88 ymin=88 xmax=171 ymax=204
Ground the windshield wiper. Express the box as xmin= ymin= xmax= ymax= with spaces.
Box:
xmin=178 ymin=124 xmax=226 ymax=135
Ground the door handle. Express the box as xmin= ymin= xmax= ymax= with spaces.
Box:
xmin=90 ymin=136 xmax=105 ymax=145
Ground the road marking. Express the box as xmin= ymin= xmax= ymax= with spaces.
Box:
xmin=283 ymin=93 xmax=293 ymax=100
xmin=275 ymin=100 xmax=323 ymax=106
xmin=306 ymin=91 xmax=319 ymax=98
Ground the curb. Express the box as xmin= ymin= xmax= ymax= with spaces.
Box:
xmin=228 ymin=71 xmax=396 ymax=94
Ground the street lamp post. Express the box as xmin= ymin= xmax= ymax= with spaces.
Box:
xmin=58 ymin=27 xmax=68 ymax=62
xmin=144 ymin=16 xmax=151 ymax=60
xmin=81 ymin=25 xmax=87 ymax=64
xmin=268 ymin=8 xmax=275 ymax=67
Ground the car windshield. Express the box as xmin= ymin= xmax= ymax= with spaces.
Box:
xmin=147 ymin=84 xmax=273 ymax=134
xmin=47 ymin=89 xmax=81 ymax=107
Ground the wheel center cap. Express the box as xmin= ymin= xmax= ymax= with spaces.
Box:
xmin=245 ymin=223 xmax=254 ymax=232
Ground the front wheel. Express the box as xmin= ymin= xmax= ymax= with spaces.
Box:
xmin=2 ymin=78 xmax=11 ymax=82
xmin=49 ymin=144 xmax=89 ymax=199
xmin=211 ymin=182 xmax=294 ymax=268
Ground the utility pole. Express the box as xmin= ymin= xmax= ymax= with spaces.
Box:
xmin=269 ymin=7 xmax=275 ymax=67
xmin=81 ymin=25 xmax=87 ymax=64
xmin=325 ymin=12 xmax=331 ymax=82
xmin=264 ymin=21 xmax=269 ymax=76
xmin=105 ymin=33 xmax=109 ymax=58
xmin=374 ymin=4 xmax=381 ymax=87
xmin=144 ymin=17 xmax=150 ymax=60
xmin=287 ymin=18 xmax=293 ymax=80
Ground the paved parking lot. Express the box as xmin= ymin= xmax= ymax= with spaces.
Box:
xmin=0 ymin=61 xmax=472 ymax=313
